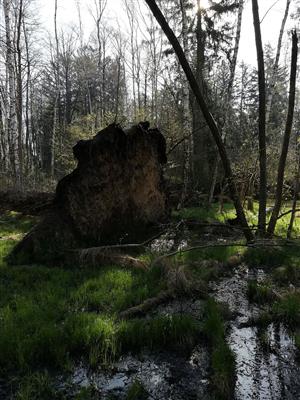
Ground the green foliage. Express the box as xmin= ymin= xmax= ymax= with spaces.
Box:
xmin=56 ymin=114 xmax=96 ymax=176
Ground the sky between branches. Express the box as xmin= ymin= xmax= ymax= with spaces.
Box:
xmin=39 ymin=0 xmax=298 ymax=66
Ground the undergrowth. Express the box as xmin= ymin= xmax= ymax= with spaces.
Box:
xmin=203 ymin=300 xmax=236 ymax=400
xmin=0 ymin=212 xmax=202 ymax=399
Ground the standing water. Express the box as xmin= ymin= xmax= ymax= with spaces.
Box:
xmin=212 ymin=265 xmax=300 ymax=400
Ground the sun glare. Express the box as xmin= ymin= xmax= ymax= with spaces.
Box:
xmin=199 ymin=0 xmax=210 ymax=9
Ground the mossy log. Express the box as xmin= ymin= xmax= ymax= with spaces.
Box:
xmin=8 ymin=122 xmax=168 ymax=265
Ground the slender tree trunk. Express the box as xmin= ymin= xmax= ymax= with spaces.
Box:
xmin=114 ymin=56 xmax=121 ymax=121
xmin=3 ymin=0 xmax=19 ymax=184
xmin=266 ymin=0 xmax=291 ymax=125
xmin=144 ymin=0 xmax=253 ymax=242
xmin=178 ymin=0 xmax=193 ymax=208
xmin=52 ymin=0 xmax=60 ymax=178
xmin=227 ymin=0 xmax=244 ymax=100
xmin=252 ymin=0 xmax=267 ymax=236
xmin=287 ymin=139 xmax=300 ymax=239
xmin=192 ymin=0 xmax=209 ymax=191
xmin=267 ymin=31 xmax=298 ymax=236
xmin=208 ymin=0 xmax=244 ymax=204
xmin=23 ymin=19 xmax=31 ymax=173
xmin=16 ymin=0 xmax=24 ymax=188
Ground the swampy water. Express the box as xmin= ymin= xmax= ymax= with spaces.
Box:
xmin=61 ymin=226 xmax=300 ymax=400
xmin=213 ymin=265 xmax=300 ymax=400
xmin=60 ymin=264 xmax=300 ymax=400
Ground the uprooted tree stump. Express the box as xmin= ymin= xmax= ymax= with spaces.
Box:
xmin=8 ymin=122 xmax=168 ymax=265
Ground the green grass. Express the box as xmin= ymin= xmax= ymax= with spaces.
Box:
xmin=203 ymin=300 xmax=236 ymax=400
xmin=181 ymin=245 xmax=243 ymax=265
xmin=0 ymin=211 xmax=204 ymax=400
xmin=173 ymin=201 xmax=300 ymax=239
xmin=0 ymin=211 xmax=37 ymax=237
xmin=272 ymin=293 xmax=300 ymax=326
xmin=0 ymin=259 xmax=172 ymax=374
xmin=4 ymin=204 xmax=300 ymax=398
xmin=172 ymin=203 xmax=236 ymax=224
xmin=243 ymin=245 xmax=300 ymax=268
xmin=247 ymin=280 xmax=274 ymax=304
xmin=15 ymin=371 xmax=59 ymax=400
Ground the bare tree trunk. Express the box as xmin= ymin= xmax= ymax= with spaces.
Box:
xmin=267 ymin=31 xmax=298 ymax=236
xmin=95 ymin=0 xmax=107 ymax=125
xmin=178 ymin=0 xmax=193 ymax=208
xmin=252 ymin=0 xmax=267 ymax=236
xmin=266 ymin=0 xmax=291 ymax=125
xmin=52 ymin=0 xmax=60 ymax=178
xmin=192 ymin=0 xmax=208 ymax=191
xmin=16 ymin=0 xmax=24 ymax=188
xmin=114 ymin=56 xmax=121 ymax=121
xmin=23 ymin=19 xmax=31 ymax=174
xmin=227 ymin=0 xmax=244 ymax=100
xmin=144 ymin=0 xmax=253 ymax=242
xmin=3 ymin=0 xmax=19 ymax=184
xmin=125 ymin=0 xmax=137 ymax=120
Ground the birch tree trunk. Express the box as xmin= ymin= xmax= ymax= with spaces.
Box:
xmin=267 ymin=31 xmax=298 ymax=236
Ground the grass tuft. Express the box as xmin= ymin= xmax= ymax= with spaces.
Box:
xmin=203 ymin=300 xmax=236 ymax=400
xmin=126 ymin=380 xmax=148 ymax=400
xmin=247 ymin=280 xmax=274 ymax=304
xmin=272 ymin=293 xmax=300 ymax=326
